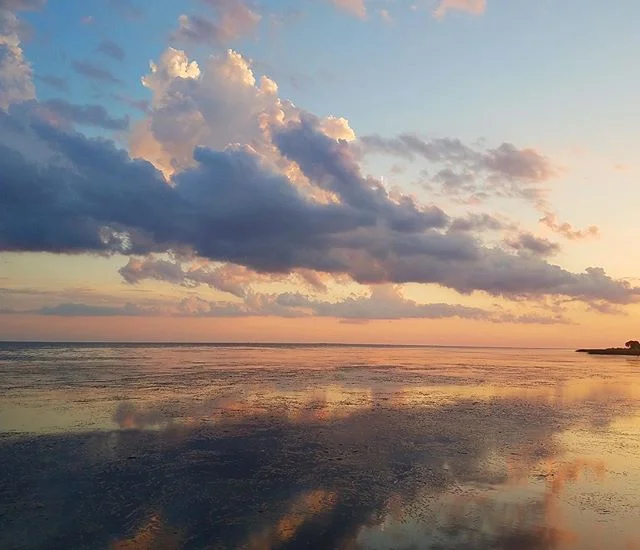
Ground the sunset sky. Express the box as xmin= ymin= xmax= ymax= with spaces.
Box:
xmin=1 ymin=0 xmax=639 ymax=345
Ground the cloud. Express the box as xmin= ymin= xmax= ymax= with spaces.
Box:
xmin=72 ymin=60 xmax=122 ymax=85
xmin=0 ymin=1 xmax=46 ymax=11
xmin=38 ymin=98 xmax=129 ymax=130
xmin=35 ymin=74 xmax=68 ymax=92
xmin=97 ymin=39 xmax=125 ymax=62
xmin=171 ymin=0 xmax=261 ymax=46
xmin=119 ymin=255 xmax=328 ymax=297
xmin=107 ymin=0 xmax=143 ymax=20
xmin=38 ymin=302 xmax=142 ymax=316
xmin=450 ymin=213 xmax=507 ymax=232
xmin=539 ymin=212 xmax=600 ymax=241
xmin=110 ymin=93 xmax=149 ymax=113
xmin=378 ymin=9 xmax=392 ymax=24
xmin=278 ymin=285 xmax=490 ymax=321
xmin=1 ymin=111 xmax=636 ymax=305
xmin=130 ymin=47 xmax=282 ymax=175
xmin=80 ymin=15 xmax=94 ymax=25
xmin=0 ymin=47 xmax=637 ymax=306
xmin=434 ymin=0 xmax=486 ymax=20
xmin=0 ymin=1 xmax=41 ymax=109
xmin=360 ymin=134 xmax=557 ymax=206
xmin=329 ymin=0 xmax=367 ymax=19
xmin=505 ymin=233 xmax=561 ymax=258
xmin=14 ymin=285 xmax=568 ymax=324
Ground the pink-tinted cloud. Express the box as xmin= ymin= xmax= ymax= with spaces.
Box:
xmin=434 ymin=0 xmax=486 ymax=20
xmin=172 ymin=0 xmax=261 ymax=45
xmin=539 ymin=212 xmax=600 ymax=241
xmin=330 ymin=0 xmax=367 ymax=19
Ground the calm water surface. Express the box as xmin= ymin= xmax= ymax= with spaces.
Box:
xmin=1 ymin=344 xmax=639 ymax=549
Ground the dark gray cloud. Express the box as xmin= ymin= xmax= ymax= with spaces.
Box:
xmin=35 ymin=74 xmax=68 ymax=92
xmin=40 ymin=98 xmax=129 ymax=130
xmin=0 ymin=108 xmax=637 ymax=304
xmin=96 ymin=39 xmax=125 ymax=61
xmin=72 ymin=60 xmax=122 ymax=84
xmin=274 ymin=115 xmax=450 ymax=234
xmin=450 ymin=213 xmax=507 ymax=233
xmin=506 ymin=232 xmax=561 ymax=258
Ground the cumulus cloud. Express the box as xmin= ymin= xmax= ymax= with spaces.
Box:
xmin=539 ymin=212 xmax=600 ymax=241
xmin=131 ymin=47 xmax=289 ymax=175
xmin=0 ymin=104 xmax=637 ymax=306
xmin=0 ymin=43 xmax=635 ymax=307
xmin=434 ymin=0 xmax=486 ymax=20
xmin=0 ymin=0 xmax=42 ymax=109
xmin=97 ymin=39 xmax=125 ymax=61
xmin=172 ymin=0 xmax=261 ymax=46
xmin=329 ymin=0 xmax=367 ymax=19
xmin=72 ymin=60 xmax=122 ymax=85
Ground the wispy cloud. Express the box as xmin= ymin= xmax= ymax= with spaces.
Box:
xmin=96 ymin=39 xmax=125 ymax=62
xmin=40 ymin=98 xmax=129 ymax=130
xmin=434 ymin=0 xmax=486 ymax=20
xmin=72 ymin=59 xmax=122 ymax=84
xmin=172 ymin=0 xmax=261 ymax=45
xmin=539 ymin=212 xmax=600 ymax=241
xmin=36 ymin=73 xmax=68 ymax=92
xmin=329 ymin=0 xmax=367 ymax=19
xmin=107 ymin=0 xmax=143 ymax=20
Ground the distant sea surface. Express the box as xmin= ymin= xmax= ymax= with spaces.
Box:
xmin=1 ymin=343 xmax=639 ymax=549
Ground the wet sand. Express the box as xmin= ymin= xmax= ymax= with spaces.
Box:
xmin=1 ymin=344 xmax=639 ymax=549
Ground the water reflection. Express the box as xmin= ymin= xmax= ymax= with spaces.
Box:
xmin=1 ymin=345 xmax=640 ymax=549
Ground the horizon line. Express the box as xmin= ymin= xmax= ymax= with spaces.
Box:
xmin=0 ymin=340 xmax=571 ymax=350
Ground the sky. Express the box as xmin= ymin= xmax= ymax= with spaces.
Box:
xmin=1 ymin=0 xmax=639 ymax=345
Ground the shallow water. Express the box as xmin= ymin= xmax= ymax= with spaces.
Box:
xmin=1 ymin=343 xmax=639 ymax=549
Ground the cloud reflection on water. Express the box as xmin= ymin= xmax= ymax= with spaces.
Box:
xmin=1 ymin=346 xmax=640 ymax=549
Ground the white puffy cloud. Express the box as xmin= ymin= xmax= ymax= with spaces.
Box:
xmin=131 ymin=47 xmax=355 ymax=185
xmin=0 ymin=2 xmax=39 ymax=109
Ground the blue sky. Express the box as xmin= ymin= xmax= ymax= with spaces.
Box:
xmin=23 ymin=0 xmax=640 ymax=148
xmin=1 ymin=0 xmax=640 ymax=344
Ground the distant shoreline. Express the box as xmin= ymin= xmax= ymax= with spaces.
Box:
xmin=576 ymin=348 xmax=640 ymax=355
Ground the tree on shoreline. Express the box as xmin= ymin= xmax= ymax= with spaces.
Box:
xmin=624 ymin=340 xmax=640 ymax=350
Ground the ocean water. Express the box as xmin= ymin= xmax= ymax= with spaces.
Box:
xmin=1 ymin=343 xmax=639 ymax=549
